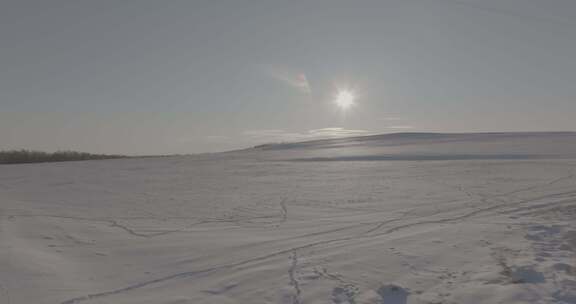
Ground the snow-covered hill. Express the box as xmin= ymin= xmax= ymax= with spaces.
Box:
xmin=1 ymin=132 xmax=576 ymax=304
xmin=253 ymin=132 xmax=576 ymax=161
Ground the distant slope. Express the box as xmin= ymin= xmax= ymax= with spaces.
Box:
xmin=250 ymin=132 xmax=576 ymax=161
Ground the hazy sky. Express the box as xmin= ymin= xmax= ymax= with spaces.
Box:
xmin=1 ymin=0 xmax=576 ymax=154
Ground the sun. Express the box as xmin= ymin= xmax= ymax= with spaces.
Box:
xmin=334 ymin=89 xmax=356 ymax=110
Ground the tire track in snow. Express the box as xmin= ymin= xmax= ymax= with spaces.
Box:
xmin=4 ymin=214 xmax=180 ymax=238
xmin=56 ymin=213 xmax=467 ymax=304
xmin=280 ymin=198 xmax=288 ymax=223
xmin=60 ymin=187 xmax=576 ymax=303
xmin=497 ymin=172 xmax=575 ymax=197
xmin=370 ymin=187 xmax=576 ymax=237
xmin=363 ymin=208 xmax=416 ymax=234
xmin=6 ymin=197 xmax=291 ymax=238
xmin=59 ymin=236 xmax=354 ymax=304
xmin=56 ymin=204 xmax=507 ymax=303
xmin=288 ymin=250 xmax=302 ymax=304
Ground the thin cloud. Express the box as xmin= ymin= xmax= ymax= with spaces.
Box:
xmin=386 ymin=125 xmax=414 ymax=130
xmin=177 ymin=135 xmax=230 ymax=144
xmin=308 ymin=127 xmax=372 ymax=137
xmin=244 ymin=127 xmax=373 ymax=143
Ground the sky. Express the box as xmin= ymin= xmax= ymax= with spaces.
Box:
xmin=1 ymin=0 xmax=576 ymax=154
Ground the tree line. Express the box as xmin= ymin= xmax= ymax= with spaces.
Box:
xmin=0 ymin=150 xmax=128 ymax=164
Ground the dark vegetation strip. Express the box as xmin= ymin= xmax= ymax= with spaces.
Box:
xmin=0 ymin=150 xmax=129 ymax=164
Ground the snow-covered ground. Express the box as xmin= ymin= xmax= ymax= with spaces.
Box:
xmin=2 ymin=132 xmax=576 ymax=304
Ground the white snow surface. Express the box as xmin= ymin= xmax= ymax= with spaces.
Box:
xmin=2 ymin=132 xmax=576 ymax=304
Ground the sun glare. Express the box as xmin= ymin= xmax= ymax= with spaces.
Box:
xmin=334 ymin=89 xmax=356 ymax=110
